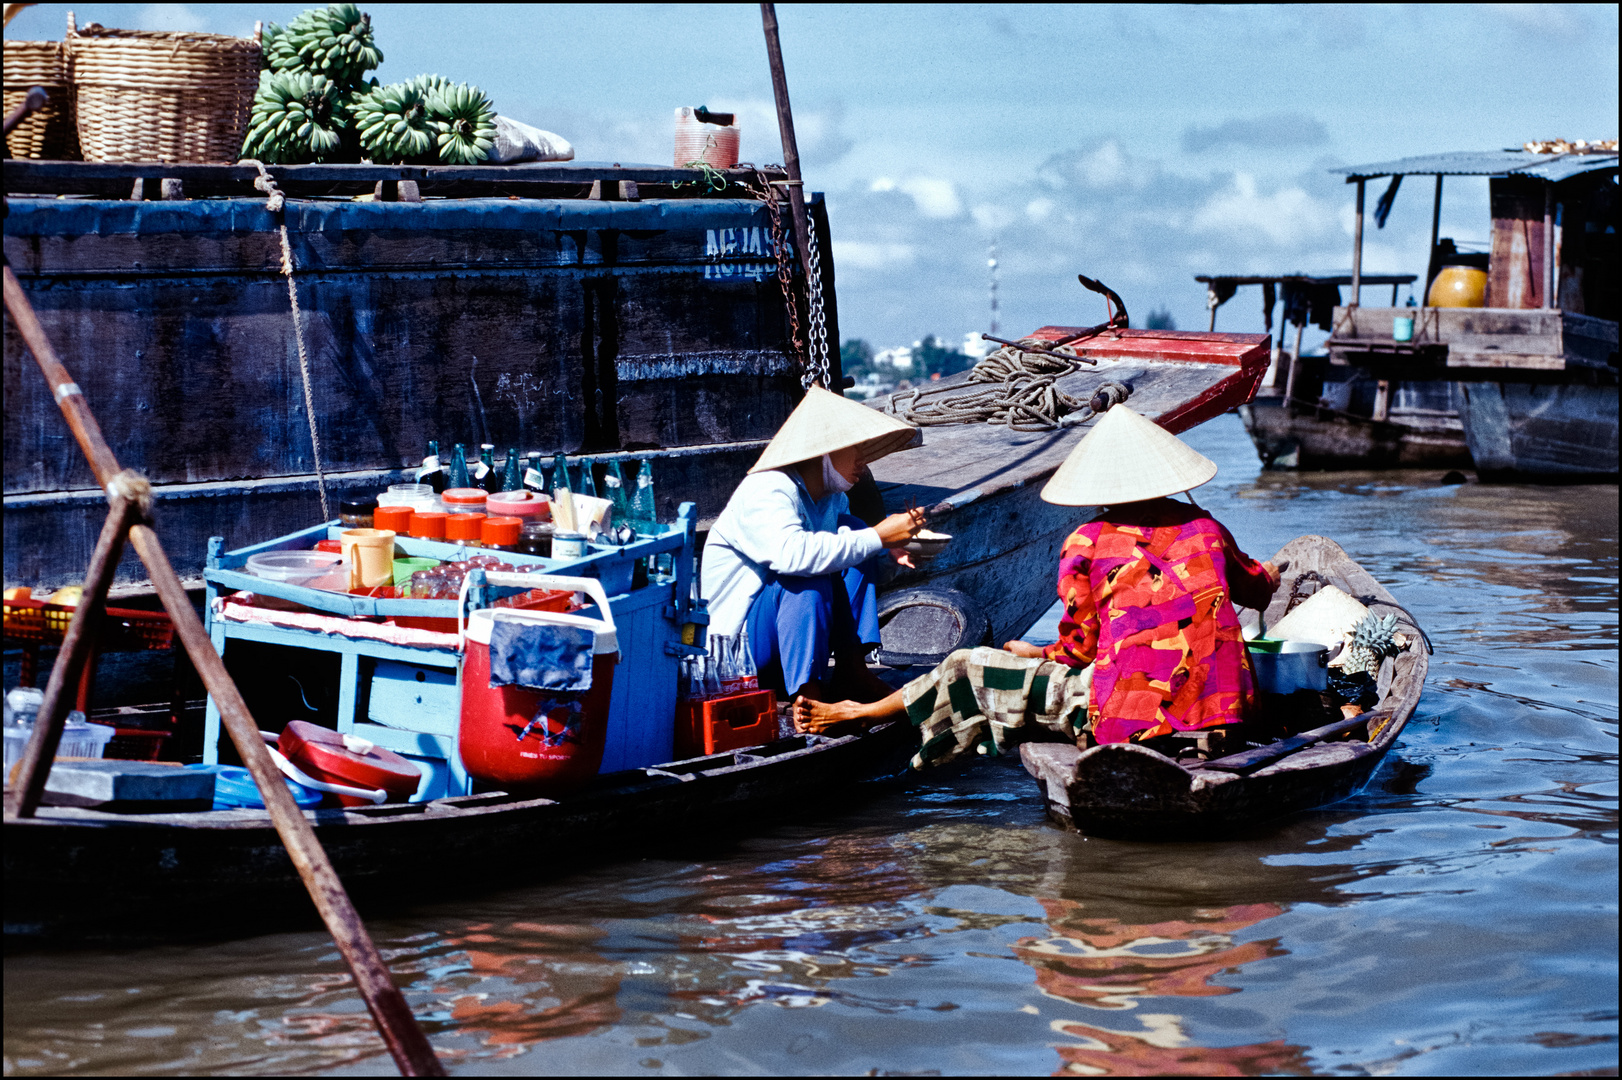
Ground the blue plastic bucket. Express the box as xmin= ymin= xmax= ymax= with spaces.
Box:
xmin=186 ymin=764 xmax=324 ymax=810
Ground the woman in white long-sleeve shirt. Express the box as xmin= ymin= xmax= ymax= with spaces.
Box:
xmin=701 ymin=388 xmax=926 ymax=703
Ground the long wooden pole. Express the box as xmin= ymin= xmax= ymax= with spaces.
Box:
xmin=760 ymin=3 xmax=813 ymax=288
xmin=2 ymin=265 xmax=444 ymax=1078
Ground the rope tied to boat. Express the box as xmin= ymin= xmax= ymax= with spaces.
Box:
xmin=244 ymin=159 xmax=329 ymax=524
xmin=888 ymin=338 xmax=1130 ymax=432
xmin=104 ymin=468 xmax=154 ymax=520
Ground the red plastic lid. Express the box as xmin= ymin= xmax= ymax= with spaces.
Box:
xmin=482 ymin=515 xmax=521 ymax=546
xmin=314 ymin=539 xmax=343 ymax=552
xmin=445 ymin=513 xmax=486 ymax=540
xmin=278 ymin=720 xmax=421 ymax=802
xmin=442 ymin=487 xmax=488 ymax=506
xmin=374 ymin=505 xmax=414 ymax=533
xmin=409 ymin=511 xmax=448 ymax=539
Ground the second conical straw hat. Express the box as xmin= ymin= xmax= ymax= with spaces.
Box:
xmin=1040 ymin=405 xmax=1217 ymax=505
xmin=749 ymin=386 xmax=920 ymax=473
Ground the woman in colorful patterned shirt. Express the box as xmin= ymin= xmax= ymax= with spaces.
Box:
xmin=794 ymin=406 xmax=1280 ymax=762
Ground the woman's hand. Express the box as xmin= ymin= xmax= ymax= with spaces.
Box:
xmin=1004 ymin=640 xmax=1045 ymax=658
xmin=874 ymin=507 xmax=927 ymax=547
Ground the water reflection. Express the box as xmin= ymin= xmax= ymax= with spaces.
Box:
xmin=1018 ymin=899 xmax=1310 ymax=1076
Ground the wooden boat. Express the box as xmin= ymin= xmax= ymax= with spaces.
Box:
xmin=3 ymin=723 xmax=914 ymax=940
xmin=1239 ymin=382 xmax=1472 ymax=471
xmin=1020 ymin=533 xmax=1429 ymax=838
xmin=868 ymin=328 xmax=1270 ymax=651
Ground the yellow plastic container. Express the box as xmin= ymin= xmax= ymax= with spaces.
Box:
xmin=340 ymin=529 xmax=397 ymax=589
xmin=1427 ymin=265 xmax=1488 ymax=308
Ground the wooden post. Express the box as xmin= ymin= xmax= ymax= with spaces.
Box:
xmin=1 ymin=265 xmax=445 ymax=1078
xmin=1373 ymin=379 xmax=1391 ymax=423
xmin=1543 ymin=181 xmax=1555 ymax=309
xmin=1283 ymin=319 xmax=1306 ymax=407
xmin=1424 ymin=175 xmax=1443 ymax=305
xmin=1350 ymin=178 xmax=1366 ymax=307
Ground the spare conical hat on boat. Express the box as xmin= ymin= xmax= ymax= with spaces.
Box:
xmin=1040 ymin=405 xmax=1217 ymax=505
xmin=748 ymin=386 xmax=919 ymax=473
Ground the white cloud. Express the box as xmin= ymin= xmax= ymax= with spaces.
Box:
xmin=832 ymin=240 xmax=917 ymax=270
xmin=1192 ymin=173 xmax=1336 ymax=246
xmin=900 ymin=177 xmax=962 ymax=219
xmin=1025 ymin=198 xmax=1055 ymax=221
xmin=1080 ymin=140 xmax=1130 ymax=187
xmin=870 ymin=177 xmax=898 ymax=193
xmin=971 ymin=204 xmax=1016 ymax=231
xmin=136 ymin=4 xmax=210 ymax=32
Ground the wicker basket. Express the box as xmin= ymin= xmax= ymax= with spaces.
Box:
xmin=66 ymin=13 xmax=260 ymax=163
xmin=3 ymin=40 xmax=80 ymax=160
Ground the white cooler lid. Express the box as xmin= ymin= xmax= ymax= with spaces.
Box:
xmin=463 ymin=607 xmax=617 ymax=654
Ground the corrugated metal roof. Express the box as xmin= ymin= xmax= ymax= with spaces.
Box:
xmin=1331 ymin=150 xmax=1618 ymax=182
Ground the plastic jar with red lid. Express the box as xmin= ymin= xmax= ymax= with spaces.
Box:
xmin=445 ymin=512 xmax=486 ymax=551
xmin=408 ymin=510 xmax=448 ymax=540
xmin=481 ymin=515 xmax=522 ymax=552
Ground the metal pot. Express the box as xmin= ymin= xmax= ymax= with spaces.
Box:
xmin=1247 ymin=639 xmax=1329 ymax=695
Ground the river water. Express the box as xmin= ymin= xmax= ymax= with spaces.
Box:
xmin=4 ymin=413 xmax=1617 ymax=1076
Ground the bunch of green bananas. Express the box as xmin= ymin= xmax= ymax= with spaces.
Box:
xmin=241 ymin=71 xmax=351 ymax=164
xmin=429 ymin=81 xmax=497 ymax=166
xmin=353 ymin=80 xmax=436 ymax=164
xmin=266 ymin=4 xmax=382 ymax=88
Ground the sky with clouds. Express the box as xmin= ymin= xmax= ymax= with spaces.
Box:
xmin=10 ymin=3 xmax=1618 ymax=352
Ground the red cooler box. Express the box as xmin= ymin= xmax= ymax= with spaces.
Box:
xmin=458 ymin=574 xmax=619 ymax=797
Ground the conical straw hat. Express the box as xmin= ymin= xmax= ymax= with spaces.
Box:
xmin=749 ymin=386 xmax=920 ymax=473
xmin=1040 ymin=405 xmax=1217 ymax=505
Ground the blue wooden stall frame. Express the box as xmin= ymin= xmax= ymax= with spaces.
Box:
xmin=202 ymin=504 xmax=708 ymax=799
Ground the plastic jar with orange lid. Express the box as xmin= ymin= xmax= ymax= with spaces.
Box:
xmin=445 ymin=512 xmax=486 ymax=553
xmin=408 ymin=511 xmax=449 ymax=540
xmin=481 ymin=515 xmax=522 ymax=552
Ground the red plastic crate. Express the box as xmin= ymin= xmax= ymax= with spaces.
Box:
xmin=2 ymin=597 xmax=173 ymax=650
xmin=675 ymin=689 xmax=777 ymax=758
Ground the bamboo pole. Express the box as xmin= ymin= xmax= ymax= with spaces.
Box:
xmin=1 ymin=265 xmax=445 ymax=1077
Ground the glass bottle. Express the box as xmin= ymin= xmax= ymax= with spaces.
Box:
xmin=578 ymin=457 xmax=598 ymax=499
xmin=604 ymin=460 xmax=631 ymax=532
xmin=702 ymin=649 xmax=722 ymax=699
xmin=523 ymin=451 xmax=546 ymax=492
xmin=418 ymin=439 xmax=448 ymax=493
xmin=500 ymin=447 xmax=522 ymax=492
xmin=629 ymin=459 xmax=658 ymax=535
xmin=447 ymin=443 xmax=471 ymax=490
xmin=738 ymin=626 xmax=758 ymax=692
xmin=551 ymin=452 xmax=576 ymax=534
xmin=478 ymin=444 xmax=499 ymax=493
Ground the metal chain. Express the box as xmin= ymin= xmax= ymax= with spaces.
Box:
xmin=246 ymin=160 xmax=330 ymax=522
xmin=745 ymin=168 xmax=808 ymax=384
xmin=801 ymin=208 xmax=831 ymax=390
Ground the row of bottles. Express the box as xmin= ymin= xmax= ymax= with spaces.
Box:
xmin=416 ymin=441 xmax=660 ymax=534
xmin=680 ymin=631 xmax=758 ymax=702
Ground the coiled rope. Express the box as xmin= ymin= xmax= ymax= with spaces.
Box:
xmin=887 ymin=338 xmax=1129 ymax=432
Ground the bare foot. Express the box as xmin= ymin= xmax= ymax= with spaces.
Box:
xmin=792 ymin=695 xmax=871 ymax=735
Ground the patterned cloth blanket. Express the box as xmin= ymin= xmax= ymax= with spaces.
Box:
xmin=902 ymin=647 xmax=1092 ymax=769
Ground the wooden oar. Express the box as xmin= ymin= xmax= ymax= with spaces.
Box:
xmin=1 ymin=265 xmax=444 ymax=1077
xmin=1197 ymin=711 xmax=1387 ymax=775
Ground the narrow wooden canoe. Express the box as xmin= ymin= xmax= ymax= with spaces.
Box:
xmin=1020 ymin=534 xmax=1429 ymax=838
xmin=3 ymin=723 xmax=914 ymax=941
